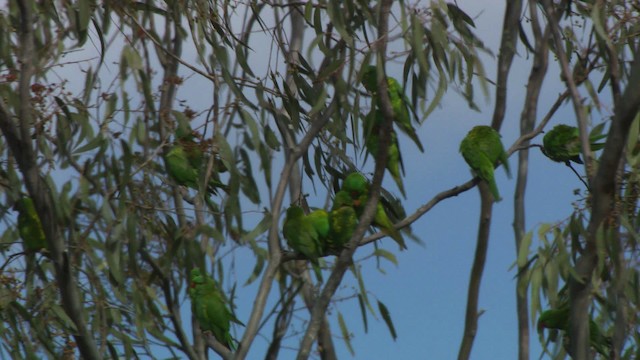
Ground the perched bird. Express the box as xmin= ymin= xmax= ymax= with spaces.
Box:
xmin=165 ymin=121 xmax=227 ymax=194
xmin=14 ymin=197 xmax=46 ymax=253
xmin=189 ymin=268 xmax=243 ymax=350
xmin=538 ymin=307 xmax=611 ymax=358
xmin=307 ymin=209 xmax=330 ymax=245
xmin=459 ymin=126 xmax=511 ymax=202
xmin=282 ymin=205 xmax=324 ymax=262
xmin=341 ymin=173 xmax=407 ymax=250
xmin=326 ymin=191 xmax=358 ymax=253
xmin=542 ymin=124 xmax=606 ymax=165
xmin=363 ymin=110 xmax=405 ymax=196
xmin=360 ymin=65 xmax=424 ymax=152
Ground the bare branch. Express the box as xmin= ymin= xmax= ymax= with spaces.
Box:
xmin=457 ymin=181 xmax=494 ymax=360
xmin=512 ymin=2 xmax=550 ymax=359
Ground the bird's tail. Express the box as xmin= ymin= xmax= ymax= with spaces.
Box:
xmin=487 ymin=178 xmax=502 ymax=202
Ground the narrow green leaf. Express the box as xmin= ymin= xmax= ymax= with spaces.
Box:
xmin=264 ymin=124 xmax=280 ymax=150
xmin=517 ymin=231 xmax=533 ymax=268
xmin=377 ymin=300 xmax=397 ymax=340
xmin=372 ymin=249 xmax=398 ymax=266
xmin=337 ymin=312 xmax=355 ymax=356
xmin=358 ymin=294 xmax=368 ymax=333
xmin=239 ymin=213 xmax=271 ymax=244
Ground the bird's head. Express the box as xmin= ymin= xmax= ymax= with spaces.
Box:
xmin=190 ymin=268 xmax=205 ymax=287
xmin=342 ymin=172 xmax=369 ymax=196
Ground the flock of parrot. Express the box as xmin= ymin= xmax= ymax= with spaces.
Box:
xmin=283 ymin=172 xmax=406 ymax=262
xmin=6 ymin=65 xmax=611 ymax=353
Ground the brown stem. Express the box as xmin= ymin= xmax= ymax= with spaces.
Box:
xmin=457 ymin=181 xmax=494 ymax=360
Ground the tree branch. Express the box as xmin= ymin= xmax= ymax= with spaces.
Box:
xmin=567 ymin=49 xmax=640 ymax=360
xmin=457 ymin=181 xmax=494 ymax=360
xmin=512 ymin=2 xmax=549 ymax=359
xmin=540 ymin=0 xmax=595 ymax=178
xmin=235 ymin=97 xmax=337 ymax=360
xmin=296 ymin=0 xmax=395 ymax=357
xmin=0 ymin=2 xmax=101 ymax=359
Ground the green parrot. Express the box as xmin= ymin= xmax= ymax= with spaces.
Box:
xmin=542 ymin=124 xmax=606 ymax=165
xmin=360 ymin=65 xmax=424 ymax=152
xmin=326 ymin=191 xmax=358 ymax=253
xmin=189 ymin=268 xmax=243 ymax=350
xmin=165 ymin=122 xmax=227 ymax=194
xmin=363 ymin=110 xmax=405 ymax=196
xmin=14 ymin=197 xmax=46 ymax=253
xmin=307 ymin=209 xmax=330 ymax=244
xmin=537 ymin=307 xmax=611 ymax=357
xmin=459 ymin=125 xmax=511 ymax=202
xmin=341 ymin=173 xmax=407 ymax=250
xmin=282 ymin=205 xmax=324 ymax=262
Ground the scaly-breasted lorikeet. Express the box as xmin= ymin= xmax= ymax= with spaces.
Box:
xmin=189 ymin=268 xmax=243 ymax=350
xmin=165 ymin=121 xmax=227 ymax=194
xmin=326 ymin=191 xmax=358 ymax=253
xmin=282 ymin=205 xmax=325 ymax=262
xmin=542 ymin=124 xmax=606 ymax=165
xmin=538 ymin=307 xmax=611 ymax=358
xmin=341 ymin=173 xmax=407 ymax=250
xmin=360 ymin=65 xmax=424 ymax=152
xmin=459 ymin=125 xmax=511 ymax=202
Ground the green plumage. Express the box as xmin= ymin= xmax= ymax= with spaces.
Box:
xmin=326 ymin=191 xmax=358 ymax=253
xmin=361 ymin=65 xmax=424 ymax=152
xmin=14 ymin=197 xmax=46 ymax=253
xmin=459 ymin=126 xmax=511 ymax=202
xmin=364 ymin=110 xmax=405 ymax=196
xmin=282 ymin=206 xmax=324 ymax=262
xmin=189 ymin=268 xmax=242 ymax=350
xmin=165 ymin=123 xmax=227 ymax=194
xmin=542 ymin=124 xmax=606 ymax=164
xmin=307 ymin=209 xmax=330 ymax=242
xmin=342 ymin=173 xmax=407 ymax=250
xmin=537 ymin=307 xmax=611 ymax=357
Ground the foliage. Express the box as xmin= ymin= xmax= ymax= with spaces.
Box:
xmin=0 ymin=0 xmax=638 ymax=359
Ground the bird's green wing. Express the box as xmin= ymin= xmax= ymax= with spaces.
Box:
xmin=327 ymin=205 xmax=358 ymax=253
xmin=543 ymin=124 xmax=582 ymax=164
xmin=189 ymin=268 xmax=239 ymax=350
xmin=460 ymin=126 xmax=503 ymax=201
xmin=283 ymin=206 xmax=322 ymax=262
xmin=308 ymin=209 xmax=330 ymax=241
xmin=386 ymin=77 xmax=424 ymax=152
xmin=373 ymin=202 xmax=406 ymax=250
xmin=166 ymin=145 xmax=199 ymax=188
